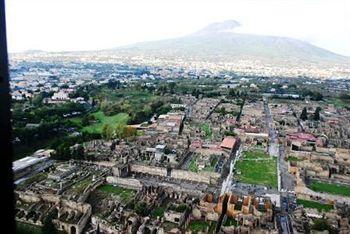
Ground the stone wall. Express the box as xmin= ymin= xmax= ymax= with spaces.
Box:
xmin=106 ymin=176 xmax=142 ymax=190
xmin=171 ymin=169 xmax=220 ymax=185
xmin=91 ymin=216 xmax=119 ymax=234
xmin=130 ymin=164 xmax=167 ymax=177
xmin=16 ymin=191 xmax=91 ymax=234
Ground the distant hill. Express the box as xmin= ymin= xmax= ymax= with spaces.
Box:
xmin=109 ymin=20 xmax=350 ymax=65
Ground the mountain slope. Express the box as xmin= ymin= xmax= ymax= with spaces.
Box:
xmin=111 ymin=20 xmax=349 ymax=64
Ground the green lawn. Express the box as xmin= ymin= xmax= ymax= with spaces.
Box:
xmin=70 ymin=176 xmax=93 ymax=193
xmin=327 ymin=98 xmax=350 ymax=109
xmin=235 ymin=150 xmax=278 ymax=188
xmin=188 ymin=220 xmax=209 ymax=232
xmin=287 ymin=156 xmax=304 ymax=162
xmin=98 ymin=184 xmax=135 ymax=202
xmin=203 ymin=158 xmax=218 ymax=172
xmin=297 ymin=199 xmax=333 ymax=212
xmin=201 ymin=123 xmax=212 ymax=138
xmin=310 ymin=181 xmax=350 ymax=197
xmin=151 ymin=207 xmax=165 ymax=218
xmin=243 ymin=150 xmax=269 ymax=159
xmin=224 ymin=218 xmax=238 ymax=227
xmin=81 ymin=111 xmax=129 ymax=134
xmin=188 ymin=159 xmax=199 ymax=172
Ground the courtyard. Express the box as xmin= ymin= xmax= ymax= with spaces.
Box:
xmin=235 ymin=150 xmax=278 ymax=188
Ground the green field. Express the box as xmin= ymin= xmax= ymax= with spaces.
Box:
xmin=310 ymin=181 xmax=350 ymax=197
xmin=235 ymin=150 xmax=278 ymax=188
xmin=243 ymin=150 xmax=269 ymax=159
xmin=81 ymin=111 xmax=129 ymax=134
xmin=188 ymin=220 xmax=209 ymax=232
xmin=327 ymin=98 xmax=350 ymax=108
xmin=98 ymin=184 xmax=135 ymax=202
xmin=201 ymin=123 xmax=212 ymax=138
xmin=287 ymin=156 xmax=304 ymax=162
xmin=297 ymin=199 xmax=333 ymax=212
xmin=203 ymin=158 xmax=218 ymax=172
xmin=189 ymin=159 xmax=199 ymax=172
xmin=151 ymin=207 xmax=165 ymax=218
xmin=69 ymin=176 xmax=93 ymax=194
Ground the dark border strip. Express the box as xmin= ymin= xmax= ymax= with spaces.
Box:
xmin=0 ymin=0 xmax=16 ymax=232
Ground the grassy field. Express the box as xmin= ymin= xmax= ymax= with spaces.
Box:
xmin=189 ymin=159 xmax=199 ymax=172
xmin=243 ymin=150 xmax=269 ymax=159
xmin=81 ymin=111 xmax=129 ymax=134
xmin=203 ymin=158 xmax=218 ymax=172
xmin=188 ymin=220 xmax=209 ymax=232
xmin=69 ymin=176 xmax=93 ymax=194
xmin=98 ymin=184 xmax=135 ymax=203
xmin=201 ymin=123 xmax=212 ymax=139
xmin=287 ymin=156 xmax=304 ymax=162
xmin=327 ymin=98 xmax=350 ymax=109
xmin=151 ymin=207 xmax=165 ymax=218
xmin=297 ymin=199 xmax=333 ymax=212
xmin=310 ymin=181 xmax=350 ymax=197
xmin=97 ymin=89 xmax=161 ymax=112
xmin=235 ymin=150 xmax=278 ymax=188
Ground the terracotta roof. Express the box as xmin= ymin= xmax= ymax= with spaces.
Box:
xmin=287 ymin=132 xmax=316 ymax=142
xmin=220 ymin=137 xmax=236 ymax=149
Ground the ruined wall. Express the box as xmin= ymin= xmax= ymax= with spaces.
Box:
xmin=129 ymin=164 xmax=220 ymax=185
xmin=91 ymin=216 xmax=119 ymax=234
xmin=106 ymin=176 xmax=142 ymax=190
xmin=17 ymin=191 xmax=62 ymax=204
xmin=171 ymin=169 xmax=220 ymax=185
xmin=16 ymin=191 xmax=92 ymax=234
xmin=130 ymin=164 xmax=167 ymax=177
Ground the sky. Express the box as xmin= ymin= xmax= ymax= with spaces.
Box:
xmin=5 ymin=0 xmax=350 ymax=56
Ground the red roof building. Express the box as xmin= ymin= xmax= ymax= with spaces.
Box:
xmin=220 ymin=137 xmax=237 ymax=150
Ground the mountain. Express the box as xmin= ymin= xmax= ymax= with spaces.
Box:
xmin=110 ymin=20 xmax=350 ymax=65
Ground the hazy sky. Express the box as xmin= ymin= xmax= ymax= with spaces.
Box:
xmin=5 ymin=0 xmax=350 ymax=56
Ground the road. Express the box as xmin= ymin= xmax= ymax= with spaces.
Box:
xmin=279 ymin=144 xmax=296 ymax=192
xmin=264 ymin=95 xmax=295 ymax=234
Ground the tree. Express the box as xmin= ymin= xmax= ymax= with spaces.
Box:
xmin=81 ymin=115 xmax=90 ymax=126
xmin=228 ymin=89 xmax=236 ymax=97
xmin=42 ymin=209 xmax=57 ymax=234
xmin=219 ymin=107 xmax=226 ymax=116
xmin=313 ymin=107 xmax=322 ymax=121
xmin=311 ymin=219 xmax=335 ymax=233
xmin=52 ymin=144 xmax=71 ymax=160
xmin=168 ymin=82 xmax=176 ymax=94
xmin=115 ymin=123 xmax=126 ymax=139
xmin=102 ymin=124 xmax=114 ymax=140
xmin=32 ymin=93 xmax=44 ymax=106
xmin=72 ymin=145 xmax=85 ymax=160
xmin=122 ymin=126 xmax=137 ymax=138
xmin=300 ymin=107 xmax=308 ymax=121
xmin=312 ymin=91 xmax=323 ymax=101
xmin=135 ymin=201 xmax=148 ymax=216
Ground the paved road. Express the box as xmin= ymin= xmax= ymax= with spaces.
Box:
xmin=263 ymin=96 xmax=279 ymax=157
xmin=279 ymin=144 xmax=296 ymax=192
xmin=278 ymin=192 xmax=297 ymax=234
